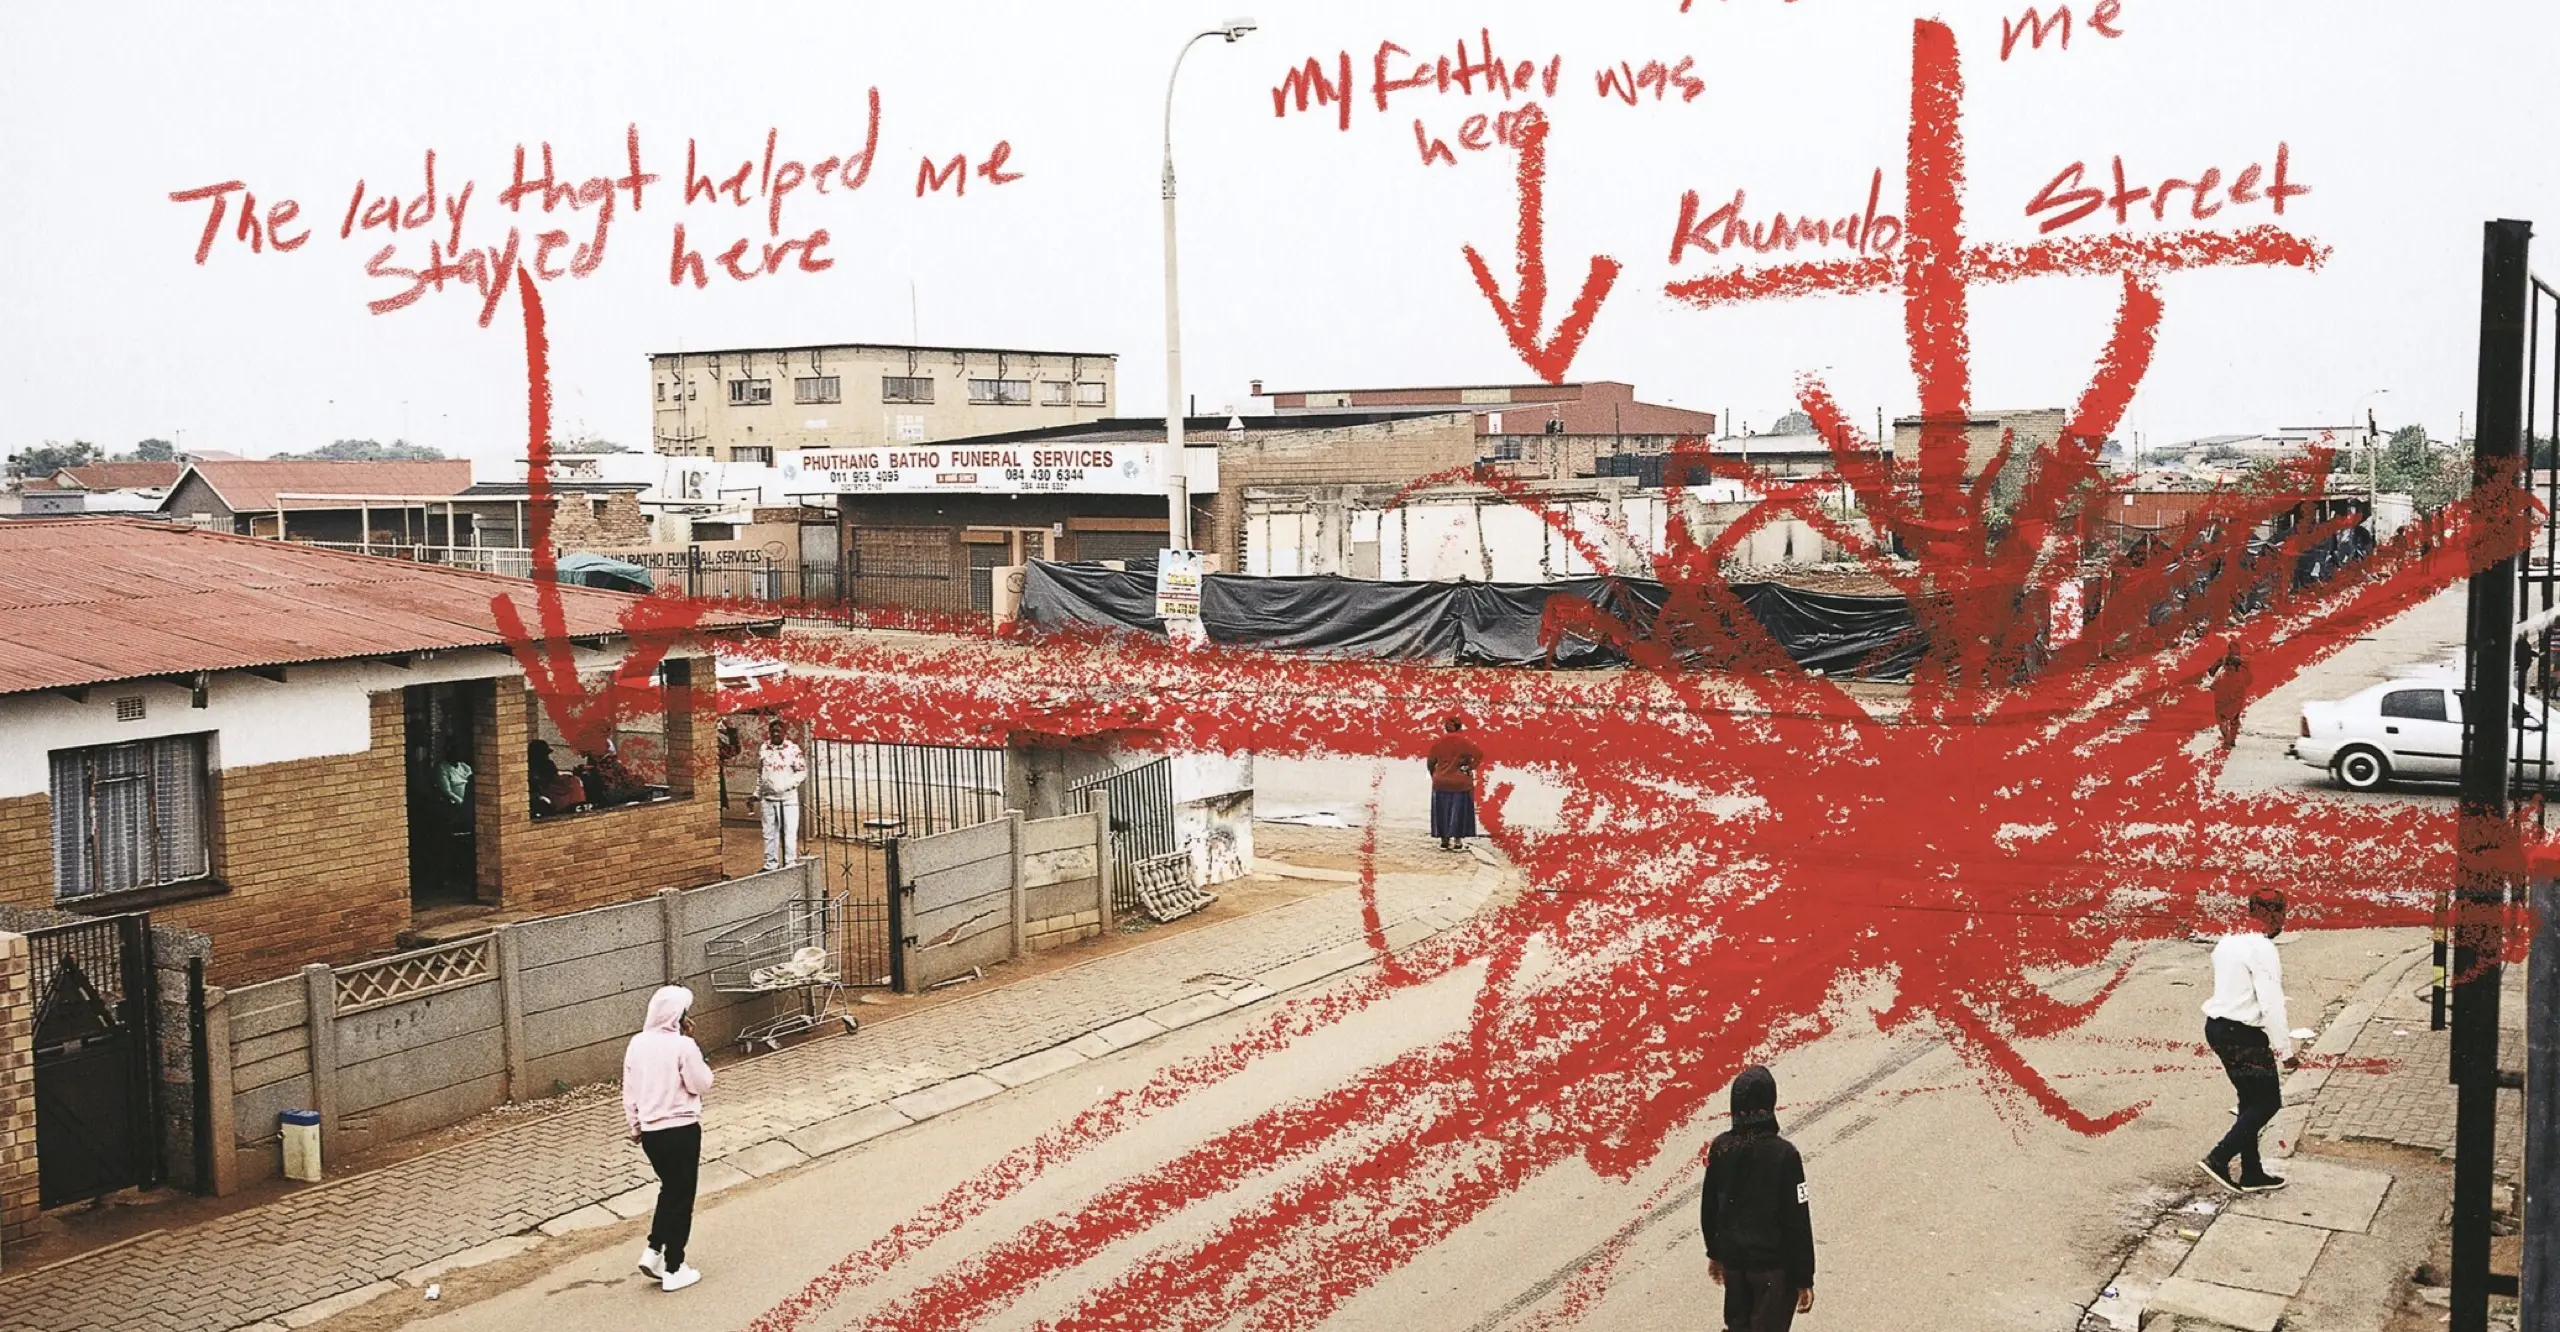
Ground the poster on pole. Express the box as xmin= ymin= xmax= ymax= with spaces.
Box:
xmin=1155 ymin=549 xmax=1204 ymax=621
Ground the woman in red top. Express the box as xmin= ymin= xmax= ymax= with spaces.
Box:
xmin=1427 ymin=715 xmax=1484 ymax=852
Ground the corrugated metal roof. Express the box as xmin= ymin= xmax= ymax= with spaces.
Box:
xmin=176 ymin=459 xmax=475 ymax=511
xmin=0 ymin=518 xmax=776 ymax=695
xmin=58 ymin=462 xmax=185 ymax=490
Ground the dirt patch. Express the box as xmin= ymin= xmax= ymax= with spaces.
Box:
xmin=1251 ymin=821 xmax=1469 ymax=876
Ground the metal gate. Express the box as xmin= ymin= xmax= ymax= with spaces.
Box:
xmin=1069 ymin=757 xmax=1174 ymax=916
xmin=806 ymin=740 xmax=1006 ymax=989
xmin=28 ymin=913 xmax=161 ymax=1206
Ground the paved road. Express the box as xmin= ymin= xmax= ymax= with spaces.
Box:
xmin=402 ymin=924 xmax=2419 ymax=1332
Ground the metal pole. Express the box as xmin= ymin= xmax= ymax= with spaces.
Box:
xmin=1161 ymin=33 xmax=1205 ymax=554
xmin=2529 ymin=270 xmax=2560 ymax=1332
xmin=2456 ymin=216 xmax=2533 ymax=1332
xmin=1158 ymin=22 xmax=1252 ymax=555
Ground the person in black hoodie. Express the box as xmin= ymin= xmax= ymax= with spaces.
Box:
xmin=1701 ymin=1065 xmax=1816 ymax=1330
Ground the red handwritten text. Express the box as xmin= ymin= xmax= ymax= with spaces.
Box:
xmin=2026 ymin=143 xmax=2307 ymax=235
xmin=1669 ymin=170 xmax=1903 ymax=263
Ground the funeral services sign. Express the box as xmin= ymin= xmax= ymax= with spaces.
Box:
xmin=787 ymin=445 xmax=1159 ymax=495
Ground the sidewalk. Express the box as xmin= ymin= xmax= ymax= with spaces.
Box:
xmin=0 ymin=851 xmax=1503 ymax=1332
xmin=2081 ymin=943 xmax=2527 ymax=1332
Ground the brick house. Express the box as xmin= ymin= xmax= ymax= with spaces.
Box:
xmin=0 ymin=518 xmax=778 ymax=985
xmin=158 ymin=459 xmax=475 ymax=543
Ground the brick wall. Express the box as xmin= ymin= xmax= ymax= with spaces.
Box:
xmin=0 ymin=699 xmax=410 ymax=988
xmin=160 ymin=693 xmax=411 ymax=986
xmin=0 ymin=931 xmax=35 ymax=1254
xmin=0 ymin=794 xmax=47 ymax=912
xmin=481 ymin=663 xmax=724 ymax=917
xmin=547 ymin=490 xmax=654 ymax=549
xmin=1209 ymin=414 xmax=1481 ymax=564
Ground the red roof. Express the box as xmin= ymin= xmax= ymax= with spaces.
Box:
xmin=175 ymin=459 xmax=475 ymax=511
xmin=0 ymin=518 xmax=777 ymax=695
xmin=56 ymin=462 xmax=186 ymax=491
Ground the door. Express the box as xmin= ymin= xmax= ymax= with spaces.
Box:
xmin=2378 ymin=685 xmax=2462 ymax=778
xmin=405 ymin=682 xmax=483 ymax=907
xmin=29 ymin=915 xmax=160 ymax=1205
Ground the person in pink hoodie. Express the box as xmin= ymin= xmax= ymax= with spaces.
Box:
xmin=623 ymin=985 xmax=714 ymax=1292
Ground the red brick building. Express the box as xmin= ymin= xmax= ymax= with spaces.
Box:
xmin=0 ymin=519 xmax=777 ymax=984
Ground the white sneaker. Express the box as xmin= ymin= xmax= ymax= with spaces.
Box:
xmin=661 ymin=1264 xmax=702 ymax=1292
xmin=638 ymin=1245 xmax=666 ymax=1279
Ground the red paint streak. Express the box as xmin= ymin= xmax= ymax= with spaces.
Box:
xmin=1462 ymin=106 xmax=1622 ymax=383
xmin=722 ymin=18 xmax=2537 ymax=1328
xmin=489 ymin=267 xmax=707 ymax=755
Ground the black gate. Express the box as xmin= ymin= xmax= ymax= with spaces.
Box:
xmin=1069 ymin=758 xmax=1174 ymax=917
xmin=805 ymin=740 xmax=1006 ymax=989
xmin=28 ymin=913 xmax=161 ymax=1206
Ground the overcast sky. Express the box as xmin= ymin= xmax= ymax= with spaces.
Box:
xmin=3 ymin=1 xmax=2553 ymax=473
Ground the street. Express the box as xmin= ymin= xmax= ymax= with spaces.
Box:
xmin=388 ymin=924 xmax=2419 ymax=1332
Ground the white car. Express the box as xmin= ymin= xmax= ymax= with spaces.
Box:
xmin=2292 ymin=678 xmax=2557 ymax=791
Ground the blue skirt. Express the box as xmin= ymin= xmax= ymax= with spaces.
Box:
xmin=1430 ymin=788 xmax=1477 ymax=840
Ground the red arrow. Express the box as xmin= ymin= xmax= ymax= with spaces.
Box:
xmin=491 ymin=266 xmax=706 ymax=758
xmin=1462 ymin=109 xmax=1621 ymax=385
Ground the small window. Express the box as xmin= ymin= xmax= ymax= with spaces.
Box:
xmin=882 ymin=375 xmax=935 ymax=404
xmin=1076 ymin=382 xmax=1107 ymax=407
xmin=656 ymin=382 xmax=665 ymax=403
xmin=731 ymin=446 xmax=773 ymax=465
xmin=795 ymin=376 xmax=841 ymax=405
xmin=970 ymin=378 xmax=1031 ymax=405
xmin=1042 ymin=381 xmax=1072 ymax=406
xmin=2379 ymin=689 xmax=2448 ymax=722
xmin=729 ymin=378 xmax=772 ymax=406
xmin=50 ymin=734 xmax=212 ymax=900
xmin=115 ymin=696 xmax=146 ymax=722
xmin=686 ymin=380 xmax=698 ymax=400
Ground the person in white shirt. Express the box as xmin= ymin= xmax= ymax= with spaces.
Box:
xmin=756 ymin=720 xmax=807 ymax=871
xmin=2200 ymin=887 xmax=2300 ymax=1192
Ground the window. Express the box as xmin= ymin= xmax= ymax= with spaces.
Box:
xmin=729 ymin=378 xmax=772 ymax=406
xmin=1076 ymin=382 xmax=1107 ymax=406
xmin=1042 ymin=381 xmax=1072 ymax=406
xmin=50 ymin=734 xmax=212 ymax=900
xmin=882 ymin=375 xmax=935 ymax=404
xmin=970 ymin=378 xmax=1032 ymax=405
xmin=656 ymin=382 xmax=665 ymax=403
xmin=795 ymin=375 xmax=841 ymax=404
xmin=2379 ymin=688 xmax=2448 ymax=722
xmin=731 ymin=446 xmax=773 ymax=465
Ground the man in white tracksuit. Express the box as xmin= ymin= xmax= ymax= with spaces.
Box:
xmin=2200 ymin=888 xmax=2300 ymax=1193
xmin=757 ymin=720 xmax=806 ymax=871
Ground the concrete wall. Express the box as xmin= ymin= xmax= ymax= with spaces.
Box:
xmin=207 ymin=863 xmax=810 ymax=1192
xmin=893 ymin=809 xmax=1108 ymax=989
xmin=1209 ymin=413 xmax=1483 ymax=565
xmin=1241 ymin=480 xmax=1844 ymax=583
xmin=651 ymin=345 xmax=1119 ymax=462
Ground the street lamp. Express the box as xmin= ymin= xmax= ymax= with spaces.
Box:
xmin=1161 ymin=15 xmax=1256 ymax=553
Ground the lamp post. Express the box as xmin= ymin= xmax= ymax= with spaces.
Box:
xmin=1161 ymin=16 xmax=1256 ymax=553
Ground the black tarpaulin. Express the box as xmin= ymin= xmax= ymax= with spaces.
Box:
xmin=1203 ymin=574 xmax=1467 ymax=662
xmin=1018 ymin=560 xmax=1164 ymax=635
xmin=1012 ymin=560 xmax=1920 ymax=678
xmin=1735 ymin=582 xmax=1923 ymax=679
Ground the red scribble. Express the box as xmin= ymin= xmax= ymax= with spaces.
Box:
xmin=1462 ymin=105 xmax=1621 ymax=384
xmin=490 ymin=266 xmax=708 ymax=755
xmin=1669 ymin=168 xmax=1902 ymax=263
xmin=704 ymin=18 xmax=2537 ymax=1329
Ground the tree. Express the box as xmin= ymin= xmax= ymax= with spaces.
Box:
xmin=5 ymin=439 xmax=101 ymax=479
xmin=273 ymin=438 xmax=447 ymax=461
xmin=121 ymin=438 xmax=176 ymax=462
xmin=550 ymin=435 xmax=633 ymax=454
